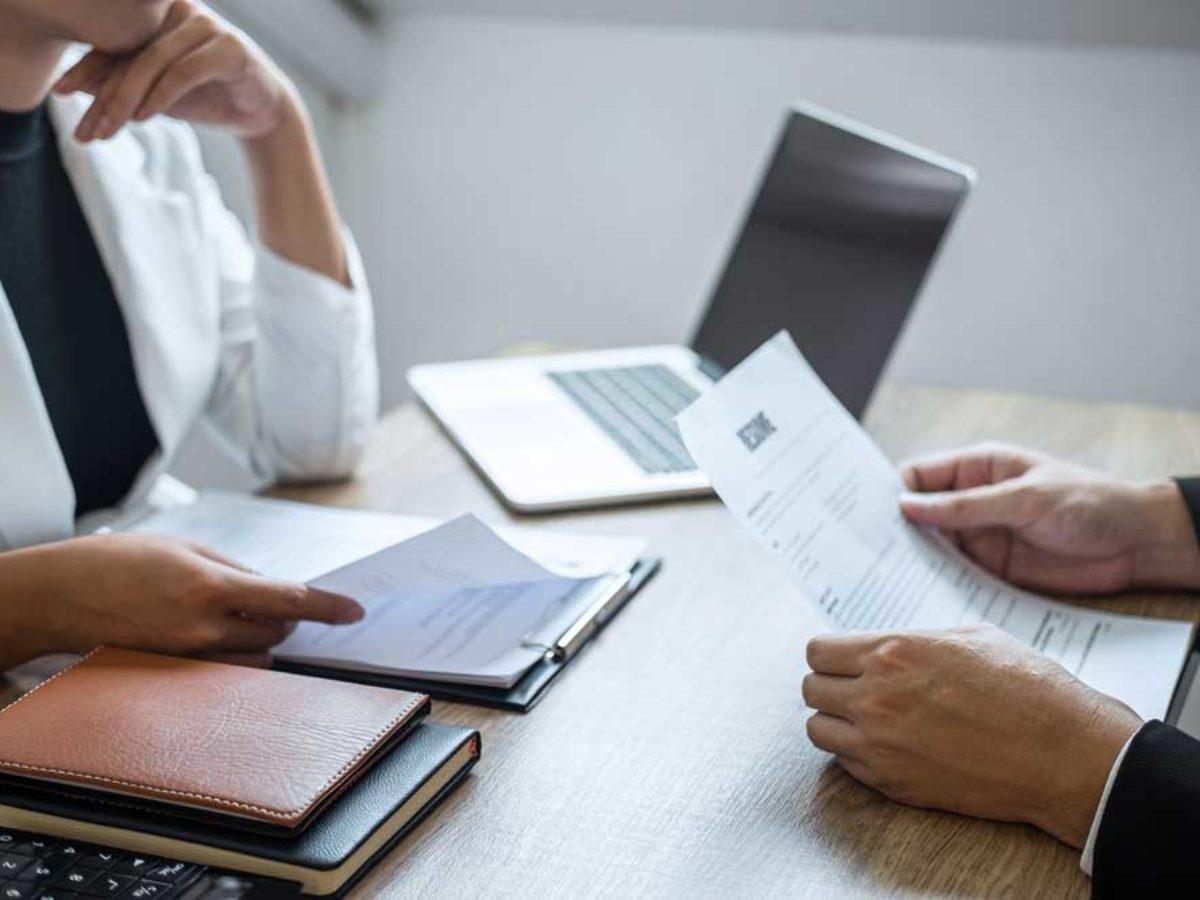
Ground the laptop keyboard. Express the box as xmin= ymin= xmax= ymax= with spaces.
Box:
xmin=546 ymin=365 xmax=702 ymax=475
xmin=0 ymin=829 xmax=299 ymax=900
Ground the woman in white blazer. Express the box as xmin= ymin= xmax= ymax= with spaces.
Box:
xmin=0 ymin=0 xmax=372 ymax=669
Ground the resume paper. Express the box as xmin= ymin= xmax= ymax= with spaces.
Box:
xmin=677 ymin=331 xmax=1192 ymax=720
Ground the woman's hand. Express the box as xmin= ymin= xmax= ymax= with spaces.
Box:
xmin=51 ymin=0 xmax=350 ymax=284
xmin=0 ymin=533 xmax=363 ymax=670
xmin=804 ymin=624 xmax=1142 ymax=848
xmin=52 ymin=0 xmax=292 ymax=143
xmin=899 ymin=443 xmax=1200 ymax=594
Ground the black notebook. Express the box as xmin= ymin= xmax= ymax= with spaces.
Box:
xmin=0 ymin=723 xmax=479 ymax=898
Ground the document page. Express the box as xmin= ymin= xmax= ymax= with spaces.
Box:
xmin=128 ymin=491 xmax=644 ymax=584
xmin=129 ymin=495 xmax=646 ymax=688
xmin=275 ymin=514 xmax=604 ymax=687
xmin=128 ymin=492 xmax=428 ymax=582
xmin=677 ymin=331 xmax=1192 ymax=720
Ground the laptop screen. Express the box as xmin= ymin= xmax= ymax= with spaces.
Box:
xmin=690 ymin=107 xmax=972 ymax=418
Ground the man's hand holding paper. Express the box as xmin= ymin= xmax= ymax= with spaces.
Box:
xmin=898 ymin=443 xmax=1200 ymax=595
xmin=676 ymin=331 xmax=1192 ymax=720
xmin=677 ymin=330 xmax=1200 ymax=857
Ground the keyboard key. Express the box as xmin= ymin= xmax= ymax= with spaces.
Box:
xmin=110 ymin=858 xmax=158 ymax=879
xmin=125 ymin=881 xmax=171 ymax=898
xmin=0 ymin=830 xmax=239 ymax=899
xmin=23 ymin=856 xmax=69 ymax=883
xmin=0 ymin=882 xmax=39 ymax=899
xmin=77 ymin=872 xmax=133 ymax=896
xmin=78 ymin=851 xmax=123 ymax=871
xmin=6 ymin=838 xmax=54 ymax=859
xmin=52 ymin=846 xmax=89 ymax=863
xmin=144 ymin=863 xmax=194 ymax=885
xmin=548 ymin=365 xmax=700 ymax=475
xmin=50 ymin=865 xmax=101 ymax=891
xmin=0 ymin=855 xmax=31 ymax=879
xmin=589 ymin=370 xmax=690 ymax=457
xmin=550 ymin=372 xmax=674 ymax=473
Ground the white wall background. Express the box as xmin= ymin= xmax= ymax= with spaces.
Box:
xmin=183 ymin=3 xmax=1200 ymax=488
xmin=336 ymin=13 xmax=1200 ymax=413
xmin=383 ymin=0 xmax=1200 ymax=50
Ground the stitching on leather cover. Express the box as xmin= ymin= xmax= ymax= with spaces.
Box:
xmin=0 ymin=649 xmax=427 ymax=820
xmin=0 ymin=647 xmax=101 ymax=717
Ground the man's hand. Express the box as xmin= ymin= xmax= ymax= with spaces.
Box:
xmin=899 ymin=443 xmax=1200 ymax=594
xmin=0 ymin=534 xmax=363 ymax=670
xmin=53 ymin=1 xmax=292 ymax=143
xmin=803 ymin=625 xmax=1142 ymax=847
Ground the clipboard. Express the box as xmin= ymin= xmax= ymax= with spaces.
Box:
xmin=275 ymin=557 xmax=661 ymax=712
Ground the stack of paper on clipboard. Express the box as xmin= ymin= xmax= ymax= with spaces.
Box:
xmin=125 ymin=493 xmax=657 ymax=710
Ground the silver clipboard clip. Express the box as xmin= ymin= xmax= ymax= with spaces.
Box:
xmin=522 ymin=570 xmax=635 ymax=663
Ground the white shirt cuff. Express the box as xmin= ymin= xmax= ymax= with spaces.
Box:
xmin=254 ymin=225 xmax=372 ymax=352
xmin=1080 ymin=732 xmax=1136 ymax=876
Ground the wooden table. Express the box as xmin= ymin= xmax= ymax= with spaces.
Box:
xmin=6 ymin=383 xmax=1200 ymax=897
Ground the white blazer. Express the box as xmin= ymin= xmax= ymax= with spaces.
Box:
xmin=0 ymin=94 xmax=379 ymax=551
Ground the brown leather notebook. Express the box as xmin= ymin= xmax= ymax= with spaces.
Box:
xmin=0 ymin=648 xmax=430 ymax=834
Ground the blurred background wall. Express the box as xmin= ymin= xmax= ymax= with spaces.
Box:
xmin=180 ymin=0 xmax=1200 ymax=484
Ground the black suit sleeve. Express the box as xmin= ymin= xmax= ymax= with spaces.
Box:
xmin=1092 ymin=721 xmax=1200 ymax=896
xmin=1177 ymin=478 xmax=1200 ymax=546
xmin=1094 ymin=482 xmax=1200 ymax=893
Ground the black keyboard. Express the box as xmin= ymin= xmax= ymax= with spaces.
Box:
xmin=547 ymin=365 xmax=702 ymax=475
xmin=0 ymin=829 xmax=299 ymax=900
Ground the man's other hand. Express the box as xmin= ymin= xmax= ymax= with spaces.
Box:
xmin=803 ymin=625 xmax=1141 ymax=847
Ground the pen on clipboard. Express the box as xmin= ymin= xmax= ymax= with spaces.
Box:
xmin=548 ymin=570 xmax=634 ymax=662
